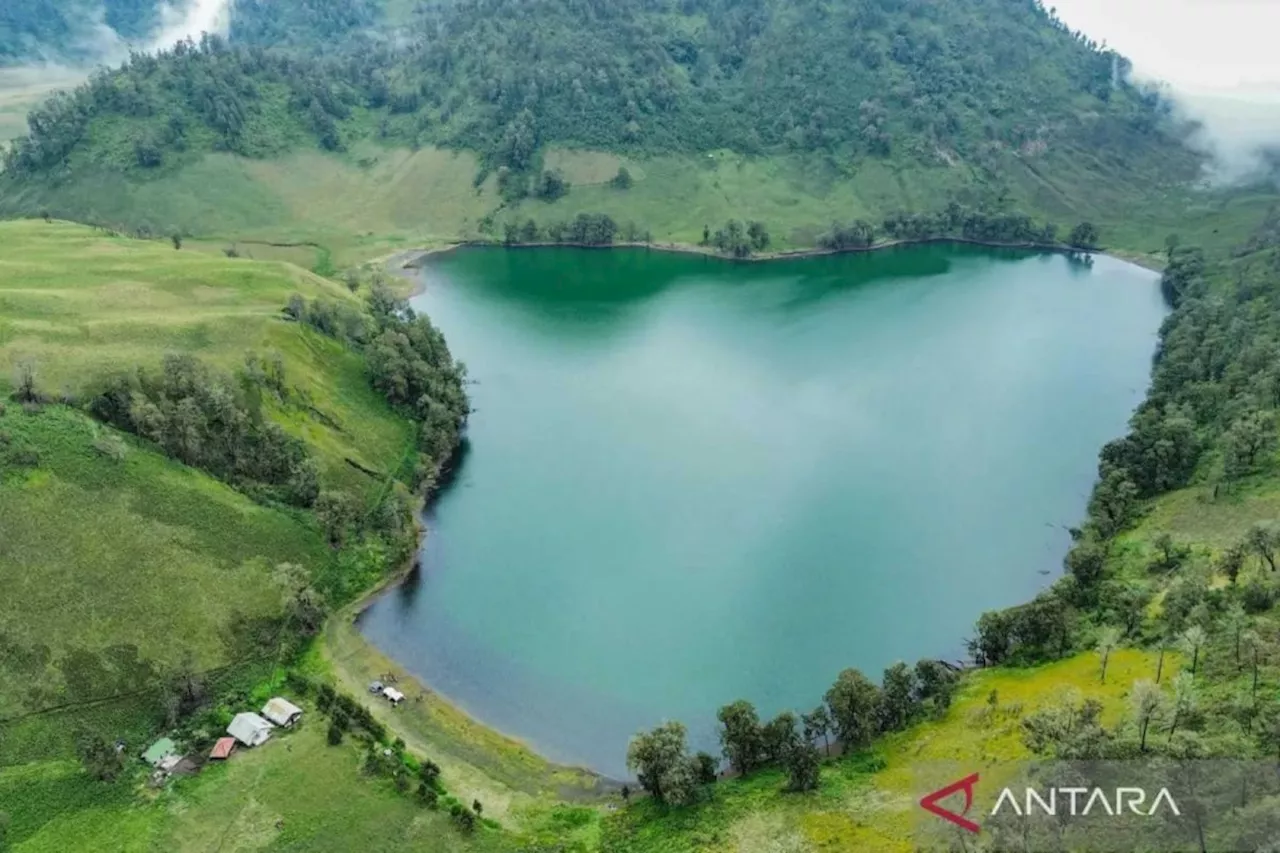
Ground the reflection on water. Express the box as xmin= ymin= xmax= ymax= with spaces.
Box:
xmin=360 ymin=246 xmax=1165 ymax=778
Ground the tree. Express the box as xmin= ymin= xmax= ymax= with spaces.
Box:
xmin=1220 ymin=543 xmax=1247 ymax=585
xmin=1155 ymin=633 xmax=1170 ymax=684
xmin=1131 ymin=679 xmax=1163 ymax=752
xmin=1151 ymin=532 xmax=1189 ymax=572
xmin=1262 ymin=709 xmax=1280 ymax=761
xmin=626 ymin=721 xmax=699 ymax=806
xmin=1088 ymin=470 xmax=1138 ymax=539
xmin=1224 ymin=604 xmax=1250 ymax=667
xmin=878 ymin=662 xmax=918 ymax=731
xmin=1242 ymin=629 xmax=1263 ymax=699
xmin=1065 ymin=539 xmax=1107 ymax=591
xmin=13 ymin=359 xmax=38 ymax=403
xmin=824 ymin=668 xmax=880 ymax=751
xmin=1224 ymin=412 xmax=1277 ymax=482
xmin=76 ymin=732 xmax=124 ymax=781
xmin=693 ymin=751 xmax=718 ymax=784
xmin=1164 ymin=233 xmax=1181 ymax=260
xmin=472 ymin=799 xmax=483 ymax=816
xmin=1068 ymin=221 xmax=1099 ymax=249
xmin=1246 ymin=522 xmax=1280 ymax=572
xmin=746 ymin=220 xmax=770 ymax=252
xmin=273 ymin=562 xmax=326 ymax=637
xmin=716 ymin=700 xmax=763 ymax=774
xmin=970 ymin=609 xmax=1014 ymax=666
xmin=315 ymin=490 xmax=359 ymax=547
xmin=1178 ymin=625 xmax=1207 ymax=677
xmin=1096 ymin=626 xmax=1121 ymax=684
xmin=610 ymin=166 xmax=633 ymax=189
xmin=535 ymin=168 xmax=569 ymax=201
xmin=1167 ymin=671 xmax=1196 ymax=743
xmin=327 ymin=721 xmax=344 ymax=745
xmin=802 ymin=705 xmax=832 ymax=755
xmin=451 ymin=803 xmax=477 ymax=832
xmin=171 ymin=232 xmax=182 ymax=250
xmin=914 ymin=659 xmax=959 ymax=715
xmin=761 ymin=711 xmax=800 ymax=765
xmin=784 ymin=740 xmax=821 ymax=792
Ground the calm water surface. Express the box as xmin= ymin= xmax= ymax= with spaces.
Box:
xmin=359 ymin=245 xmax=1165 ymax=777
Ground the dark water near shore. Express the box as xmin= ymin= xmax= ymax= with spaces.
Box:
xmin=358 ymin=245 xmax=1164 ymax=778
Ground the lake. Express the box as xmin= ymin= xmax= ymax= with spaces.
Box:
xmin=358 ymin=244 xmax=1165 ymax=778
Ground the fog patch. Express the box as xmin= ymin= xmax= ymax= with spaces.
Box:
xmin=1136 ymin=74 xmax=1280 ymax=185
xmin=149 ymin=0 xmax=232 ymax=51
xmin=1173 ymin=85 xmax=1280 ymax=184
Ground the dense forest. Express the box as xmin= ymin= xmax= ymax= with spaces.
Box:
xmin=2 ymin=0 xmax=1198 ymax=203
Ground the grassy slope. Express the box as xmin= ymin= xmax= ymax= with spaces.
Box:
xmin=0 ymin=220 xmax=414 ymax=488
xmin=0 ymin=221 xmax=574 ymax=852
xmin=13 ymin=140 xmax=1275 ymax=273
xmin=601 ymin=649 xmax=1178 ymax=852
xmin=0 ymin=714 xmax=517 ymax=853
xmin=0 ymin=221 xmax=411 ymax=755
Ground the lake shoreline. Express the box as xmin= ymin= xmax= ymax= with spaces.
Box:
xmin=323 ymin=439 xmax=621 ymax=789
xmin=391 ymin=236 xmax=1166 ymax=296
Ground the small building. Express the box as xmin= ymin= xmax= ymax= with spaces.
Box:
xmin=227 ymin=712 xmax=274 ymax=747
xmin=261 ymin=697 xmax=304 ymax=727
xmin=382 ymin=687 xmax=405 ymax=706
xmin=209 ymin=737 xmax=236 ymax=761
xmin=142 ymin=737 xmax=178 ymax=768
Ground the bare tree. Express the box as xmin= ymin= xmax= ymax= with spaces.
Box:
xmin=14 ymin=359 xmax=38 ymax=402
xmin=1178 ymin=625 xmax=1207 ymax=677
xmin=1131 ymin=679 xmax=1163 ymax=752
xmin=1096 ymin=626 xmax=1121 ymax=684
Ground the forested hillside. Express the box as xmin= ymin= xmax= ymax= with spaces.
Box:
xmin=1 ymin=0 xmax=1201 ymax=238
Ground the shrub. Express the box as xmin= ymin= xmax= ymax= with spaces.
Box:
xmin=609 ymin=166 xmax=633 ymax=189
xmin=1242 ymin=577 xmax=1277 ymax=614
xmin=91 ymin=432 xmax=128 ymax=462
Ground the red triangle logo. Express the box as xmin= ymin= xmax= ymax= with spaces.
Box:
xmin=920 ymin=772 xmax=981 ymax=834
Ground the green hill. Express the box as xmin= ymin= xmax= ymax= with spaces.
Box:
xmin=0 ymin=0 xmax=1239 ymax=262
xmin=0 ymin=219 xmax=433 ymax=753
xmin=0 ymin=221 xmax=417 ymax=756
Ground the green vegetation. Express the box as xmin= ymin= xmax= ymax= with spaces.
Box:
xmin=4 ymin=0 xmax=1252 ymax=266
xmin=3 ymin=0 xmax=1280 ymax=848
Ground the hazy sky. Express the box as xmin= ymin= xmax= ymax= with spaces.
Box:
xmin=1049 ymin=0 xmax=1279 ymax=94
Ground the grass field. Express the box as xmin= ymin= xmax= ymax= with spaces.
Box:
xmin=0 ymin=222 xmax=416 ymax=766
xmin=0 ymin=220 xmax=414 ymax=490
xmin=0 ymin=710 xmax=520 ymax=853
xmin=8 ymin=140 xmax=1277 ymax=273
xmin=597 ymin=648 xmax=1177 ymax=852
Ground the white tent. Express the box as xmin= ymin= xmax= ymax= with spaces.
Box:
xmin=227 ymin=712 xmax=274 ymax=747
xmin=261 ymin=697 xmax=304 ymax=727
xmin=383 ymin=687 xmax=405 ymax=705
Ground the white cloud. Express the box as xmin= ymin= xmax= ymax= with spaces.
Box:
xmin=1050 ymin=0 xmax=1280 ymax=182
xmin=149 ymin=0 xmax=231 ymax=51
